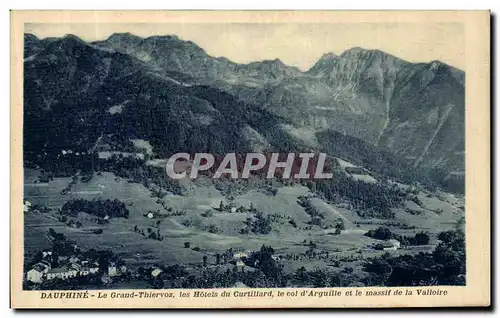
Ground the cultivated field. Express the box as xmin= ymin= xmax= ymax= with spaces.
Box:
xmin=23 ymin=168 xmax=464 ymax=274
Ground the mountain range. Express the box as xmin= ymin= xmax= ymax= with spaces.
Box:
xmin=23 ymin=33 xmax=465 ymax=192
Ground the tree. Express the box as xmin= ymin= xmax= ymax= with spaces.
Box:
xmin=207 ymin=224 xmax=220 ymax=234
xmin=363 ymin=259 xmax=393 ymax=285
xmin=203 ymin=255 xmax=208 ymax=267
xmin=184 ymin=242 xmax=191 ymax=248
xmin=365 ymin=227 xmax=392 ymax=240
xmin=250 ymin=211 xmax=272 ymax=234
xmin=48 ymin=228 xmax=57 ymax=238
xmin=335 ymin=218 xmax=345 ymax=231
xmin=152 ymin=278 xmax=164 ymax=289
xmin=310 ymin=268 xmax=329 ymax=287
xmin=249 ymin=245 xmax=284 ymax=287
xmin=295 ymin=266 xmax=310 ymax=285
xmin=216 ymin=253 xmax=221 ymax=265
xmin=414 ymin=232 xmax=430 ymax=245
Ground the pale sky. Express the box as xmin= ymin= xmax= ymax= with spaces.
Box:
xmin=25 ymin=23 xmax=465 ymax=71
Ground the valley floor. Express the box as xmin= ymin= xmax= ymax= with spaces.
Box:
xmin=23 ymin=169 xmax=465 ymax=289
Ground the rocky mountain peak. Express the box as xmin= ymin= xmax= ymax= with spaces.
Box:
xmin=105 ymin=32 xmax=143 ymax=43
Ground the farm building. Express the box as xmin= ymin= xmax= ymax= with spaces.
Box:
xmin=46 ymin=266 xmax=79 ymax=280
xmin=26 ymin=264 xmax=48 ymax=283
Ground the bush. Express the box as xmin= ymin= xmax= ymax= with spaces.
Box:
xmin=335 ymin=218 xmax=345 ymax=231
xmin=207 ymin=224 xmax=221 ymax=234
xmin=414 ymin=232 xmax=430 ymax=245
xmin=364 ymin=227 xmax=393 ymax=240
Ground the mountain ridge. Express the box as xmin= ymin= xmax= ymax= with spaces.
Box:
xmin=23 ymin=33 xmax=465 ymax=192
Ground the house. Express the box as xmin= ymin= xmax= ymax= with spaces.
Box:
xmin=271 ymin=255 xmax=281 ymax=261
xmin=24 ymin=200 xmax=32 ymax=212
xmin=376 ymin=240 xmax=400 ymax=251
xmin=70 ymin=263 xmax=82 ymax=272
xmin=46 ymin=266 xmax=78 ymax=280
xmin=69 ymin=256 xmax=80 ymax=264
xmin=108 ymin=264 xmax=118 ymax=277
xmin=80 ymin=267 xmax=91 ymax=276
xmin=26 ymin=264 xmax=46 ymax=283
xmin=231 ymin=249 xmax=250 ymax=260
xmin=108 ymin=263 xmax=127 ymax=277
xmin=39 ymin=259 xmax=51 ymax=268
xmin=79 ymin=266 xmax=99 ymax=276
xmin=388 ymin=239 xmax=401 ymax=249
xmin=235 ymin=259 xmax=245 ymax=267
xmin=151 ymin=268 xmax=163 ymax=278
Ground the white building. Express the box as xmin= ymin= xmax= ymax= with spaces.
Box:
xmin=80 ymin=266 xmax=99 ymax=276
xmin=45 ymin=267 xmax=78 ymax=280
xmin=108 ymin=263 xmax=127 ymax=277
xmin=151 ymin=268 xmax=163 ymax=278
xmin=379 ymin=239 xmax=401 ymax=251
xmin=26 ymin=264 xmax=46 ymax=283
xmin=69 ymin=256 xmax=80 ymax=264
xmin=231 ymin=249 xmax=250 ymax=259
xmin=388 ymin=239 xmax=401 ymax=249
xmin=235 ymin=259 xmax=245 ymax=267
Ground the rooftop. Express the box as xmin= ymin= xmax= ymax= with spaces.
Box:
xmin=47 ymin=267 xmax=72 ymax=274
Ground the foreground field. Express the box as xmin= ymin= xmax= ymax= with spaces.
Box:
xmin=24 ymin=169 xmax=464 ymax=276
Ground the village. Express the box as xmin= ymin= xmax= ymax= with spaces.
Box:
xmin=22 ymin=192 xmax=419 ymax=290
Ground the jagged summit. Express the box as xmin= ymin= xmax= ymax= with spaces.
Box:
xmin=55 ymin=34 xmax=89 ymax=46
xmin=320 ymin=52 xmax=338 ymax=60
xmin=23 ymin=32 xmax=465 ymax=192
xmin=104 ymin=32 xmax=143 ymax=42
xmin=145 ymin=34 xmax=181 ymax=41
xmin=339 ymin=47 xmax=406 ymax=63
xmin=306 ymin=52 xmax=339 ymax=74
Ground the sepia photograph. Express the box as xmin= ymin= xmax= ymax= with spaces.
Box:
xmin=10 ymin=10 xmax=490 ymax=308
